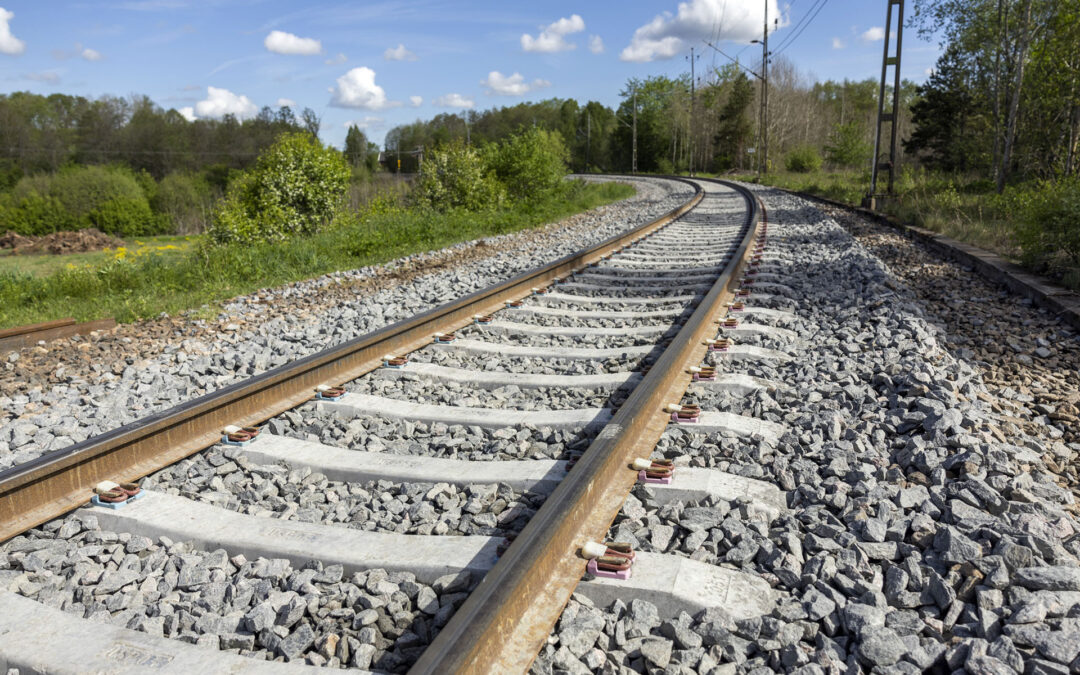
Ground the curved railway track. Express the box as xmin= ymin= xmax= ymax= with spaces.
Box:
xmin=0 ymin=176 xmax=768 ymax=673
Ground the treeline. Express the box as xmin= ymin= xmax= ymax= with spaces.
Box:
xmin=907 ymin=0 xmax=1080 ymax=186
xmin=383 ymin=61 xmax=915 ymax=176
xmin=0 ymin=92 xmax=338 ymax=237
xmin=0 ymin=92 xmax=322 ymax=185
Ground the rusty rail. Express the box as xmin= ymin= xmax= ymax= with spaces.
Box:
xmin=409 ymin=178 xmax=761 ymax=674
xmin=0 ymin=318 xmax=116 ymax=352
xmin=0 ymin=177 xmax=703 ymax=543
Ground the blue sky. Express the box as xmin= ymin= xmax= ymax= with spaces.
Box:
xmin=0 ymin=1 xmax=942 ymax=149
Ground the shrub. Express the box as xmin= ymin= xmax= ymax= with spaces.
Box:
xmin=2 ymin=165 xmax=156 ymax=236
xmin=50 ymin=166 xmax=148 ymax=222
xmin=411 ymin=141 xmax=504 ymax=212
xmin=153 ymin=172 xmax=213 ymax=233
xmin=785 ymin=146 xmax=823 ymax=173
xmin=207 ymin=132 xmax=350 ymax=244
xmin=1013 ymin=178 xmax=1080 ymax=279
xmin=824 ymin=122 xmax=871 ymax=168
xmin=484 ymin=127 xmax=569 ymax=202
xmin=88 ymin=196 xmax=161 ymax=238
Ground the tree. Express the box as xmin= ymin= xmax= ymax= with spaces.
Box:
xmin=301 ymin=107 xmax=321 ymax=140
xmin=344 ymin=126 xmax=369 ymax=168
xmin=713 ymin=71 xmax=754 ymax=171
xmin=905 ymin=47 xmax=982 ymax=172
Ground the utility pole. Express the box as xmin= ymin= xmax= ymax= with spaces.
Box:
xmin=586 ymin=112 xmax=591 ymax=172
xmin=632 ymin=86 xmax=638 ymax=174
xmin=759 ymin=0 xmax=769 ymax=177
xmin=865 ymin=0 xmax=905 ymax=208
xmin=686 ymin=47 xmax=698 ymax=176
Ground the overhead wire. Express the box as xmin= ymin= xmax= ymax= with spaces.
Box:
xmin=772 ymin=0 xmax=831 ymax=57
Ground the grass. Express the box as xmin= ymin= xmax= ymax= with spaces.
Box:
xmin=0 ymin=235 xmax=196 ymax=278
xmin=0 ymin=180 xmax=635 ymax=329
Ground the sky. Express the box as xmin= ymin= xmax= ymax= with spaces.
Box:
xmin=0 ymin=0 xmax=943 ymax=149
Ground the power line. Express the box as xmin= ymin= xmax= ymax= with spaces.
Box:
xmin=773 ymin=0 xmax=830 ymax=57
xmin=770 ymin=0 xmax=826 ymax=54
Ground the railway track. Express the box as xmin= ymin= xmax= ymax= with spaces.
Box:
xmin=6 ymin=178 xmax=1079 ymax=674
xmin=0 ymin=176 xmax=770 ymax=673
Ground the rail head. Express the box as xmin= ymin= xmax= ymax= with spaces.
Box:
xmin=407 ymin=177 xmax=762 ymax=674
xmin=0 ymin=176 xmax=702 ymax=543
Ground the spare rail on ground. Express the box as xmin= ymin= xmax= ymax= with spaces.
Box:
xmin=0 ymin=177 xmax=702 ymax=544
xmin=0 ymin=318 xmax=116 ymax=352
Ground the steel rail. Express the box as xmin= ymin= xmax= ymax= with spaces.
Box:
xmin=0 ymin=177 xmax=703 ymax=543
xmin=409 ymin=178 xmax=761 ymax=674
xmin=0 ymin=318 xmax=116 ymax=352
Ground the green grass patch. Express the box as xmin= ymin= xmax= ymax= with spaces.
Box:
xmin=0 ymin=235 xmax=195 ymax=278
xmin=0 ymin=180 xmax=635 ymax=329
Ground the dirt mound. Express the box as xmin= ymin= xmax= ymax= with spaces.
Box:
xmin=0 ymin=229 xmax=127 ymax=255
xmin=0 ymin=231 xmax=34 ymax=250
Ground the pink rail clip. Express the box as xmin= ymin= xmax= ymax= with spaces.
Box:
xmin=707 ymin=338 xmax=732 ymax=352
xmin=667 ymin=403 xmax=700 ymax=424
xmin=634 ymin=457 xmax=675 ymax=485
xmin=690 ymin=366 xmax=717 ymax=382
xmin=583 ymin=541 xmax=636 ymax=580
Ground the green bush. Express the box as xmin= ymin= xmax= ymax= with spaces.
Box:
xmin=785 ymin=146 xmax=823 ymax=173
xmin=88 ymin=197 xmax=162 ymax=238
xmin=412 ymin=141 xmax=504 ymax=212
xmin=1 ymin=165 xmax=157 ymax=236
xmin=1013 ymin=179 xmax=1080 ymax=279
xmin=484 ymin=127 xmax=569 ymax=202
xmin=823 ymin=122 xmax=871 ymax=168
xmin=207 ymin=132 xmax=350 ymax=244
xmin=153 ymin=172 xmax=213 ymax=233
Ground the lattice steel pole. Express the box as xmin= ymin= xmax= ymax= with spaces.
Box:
xmin=866 ymin=0 xmax=905 ymax=208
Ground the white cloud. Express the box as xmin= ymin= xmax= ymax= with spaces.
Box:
xmin=861 ymin=26 xmax=885 ymax=42
xmin=434 ymin=93 xmax=474 ymax=109
xmin=409 ymin=95 xmax=423 ymax=107
xmin=482 ymin=71 xmax=550 ymax=96
xmin=344 ymin=116 xmax=383 ymax=130
xmin=81 ymin=47 xmax=102 ymax=61
xmin=264 ymin=30 xmax=322 ymax=55
xmin=0 ymin=7 xmax=26 ymax=55
xmin=324 ymin=52 xmax=346 ymax=65
xmin=193 ymin=86 xmax=257 ymax=119
xmin=831 ymin=37 xmax=844 ymax=49
xmin=383 ymin=43 xmax=417 ymax=61
xmin=589 ymin=35 xmax=604 ymax=54
xmin=621 ymin=0 xmax=781 ymax=62
xmin=178 ymin=106 xmax=196 ymax=121
xmin=329 ymin=66 xmax=397 ymax=110
xmin=521 ymin=14 xmax=584 ymax=53
xmin=276 ymin=97 xmax=296 ymax=108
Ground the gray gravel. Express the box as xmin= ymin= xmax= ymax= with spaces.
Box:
xmin=0 ymin=512 xmax=475 ymax=671
xmin=276 ymin=405 xmax=591 ymax=461
xmin=531 ymin=184 xmax=1080 ymax=674
xmin=0 ymin=177 xmax=693 ymax=469
xmin=141 ymin=446 xmax=546 ymax=537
